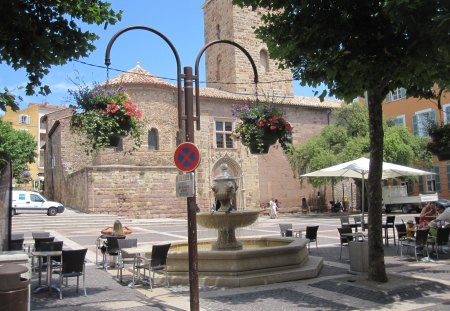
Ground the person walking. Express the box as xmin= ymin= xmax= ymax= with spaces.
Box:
xmin=270 ymin=198 xmax=278 ymax=219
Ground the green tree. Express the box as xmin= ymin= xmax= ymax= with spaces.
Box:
xmin=233 ymin=0 xmax=450 ymax=282
xmin=0 ymin=0 xmax=122 ymax=111
xmin=288 ymin=103 xmax=429 ymax=195
xmin=0 ymin=119 xmax=36 ymax=183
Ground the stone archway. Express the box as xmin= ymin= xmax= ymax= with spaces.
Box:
xmin=211 ymin=156 xmax=244 ymax=210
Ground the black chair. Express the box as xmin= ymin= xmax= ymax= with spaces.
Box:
xmin=57 ymin=249 xmax=88 ymax=299
xmin=136 ymin=243 xmax=171 ymax=291
xmin=382 ymin=216 xmax=396 ymax=246
xmin=32 ymin=232 xmax=50 ymax=239
xmin=432 ymin=227 xmax=450 ymax=260
xmin=36 ymin=241 xmax=63 ymax=287
xmin=353 ymin=216 xmax=362 ymax=232
xmin=338 ymin=227 xmax=353 ymax=260
xmin=279 ymin=224 xmax=293 ymax=237
xmin=10 ymin=238 xmax=24 ymax=251
xmin=305 ymin=226 xmax=319 ymax=251
xmin=103 ymin=236 xmax=126 ymax=270
xmin=117 ymin=238 xmax=138 ymax=282
xmin=395 ymin=223 xmax=407 ymax=254
xmin=33 ymin=237 xmax=55 ymax=271
xmin=340 ymin=216 xmax=350 ymax=227
xmin=401 ymin=229 xmax=429 ymax=261
xmin=11 ymin=233 xmax=24 ymax=240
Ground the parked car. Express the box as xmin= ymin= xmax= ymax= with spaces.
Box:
xmin=12 ymin=190 xmax=65 ymax=216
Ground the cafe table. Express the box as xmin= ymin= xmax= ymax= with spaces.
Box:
xmin=121 ymin=245 xmax=154 ymax=287
xmin=31 ymin=250 xmax=62 ymax=294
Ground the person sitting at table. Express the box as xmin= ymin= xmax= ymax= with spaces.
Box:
xmin=419 ymin=202 xmax=437 ymax=229
xmin=435 ymin=205 xmax=450 ymax=226
xmin=100 ymin=220 xmax=132 ymax=255
xmin=100 ymin=220 xmax=132 ymax=236
xmin=406 ymin=220 xmax=416 ymax=238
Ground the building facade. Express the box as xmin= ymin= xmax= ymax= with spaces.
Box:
xmin=382 ymin=88 xmax=450 ymax=200
xmin=2 ymin=103 xmax=66 ymax=190
xmin=42 ymin=0 xmax=342 ymax=218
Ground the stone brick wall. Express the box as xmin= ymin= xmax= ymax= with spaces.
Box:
xmin=203 ymin=0 xmax=293 ymax=97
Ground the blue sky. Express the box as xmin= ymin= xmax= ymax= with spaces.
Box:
xmin=1 ymin=0 xmax=322 ymax=110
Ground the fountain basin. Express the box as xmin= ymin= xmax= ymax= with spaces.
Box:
xmin=166 ymin=237 xmax=323 ymax=287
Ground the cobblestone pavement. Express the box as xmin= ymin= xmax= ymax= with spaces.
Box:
xmin=14 ymin=209 xmax=450 ymax=310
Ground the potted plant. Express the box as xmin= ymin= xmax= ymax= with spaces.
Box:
xmin=232 ymin=101 xmax=293 ymax=154
xmin=70 ymin=83 xmax=143 ymax=154
xmin=426 ymin=122 xmax=450 ymax=161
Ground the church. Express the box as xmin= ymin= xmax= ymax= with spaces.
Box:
xmin=43 ymin=0 xmax=341 ymax=218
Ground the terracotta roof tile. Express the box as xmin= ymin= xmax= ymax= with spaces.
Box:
xmin=107 ymin=65 xmax=176 ymax=89
xmin=110 ymin=66 xmax=342 ymax=108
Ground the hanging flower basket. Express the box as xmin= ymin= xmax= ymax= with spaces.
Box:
xmin=69 ymin=83 xmax=143 ymax=154
xmin=426 ymin=122 xmax=450 ymax=161
xmin=232 ymin=101 xmax=293 ymax=154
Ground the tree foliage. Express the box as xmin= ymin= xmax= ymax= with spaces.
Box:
xmin=0 ymin=119 xmax=36 ymax=183
xmin=234 ymin=0 xmax=450 ymax=282
xmin=288 ymin=103 xmax=430 ymax=187
xmin=0 ymin=0 xmax=122 ymax=111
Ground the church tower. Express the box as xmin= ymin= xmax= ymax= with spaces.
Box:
xmin=202 ymin=0 xmax=293 ymax=98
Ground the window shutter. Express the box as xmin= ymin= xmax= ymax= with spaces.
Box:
xmin=445 ymin=105 xmax=450 ymax=124
xmin=430 ymin=110 xmax=437 ymax=125
xmin=434 ymin=166 xmax=441 ymax=192
xmin=418 ymin=176 xmax=424 ymax=193
xmin=412 ymin=115 xmax=419 ymax=136
xmin=400 ymin=88 xmax=406 ymax=98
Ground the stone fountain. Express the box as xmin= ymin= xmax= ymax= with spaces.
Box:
xmin=196 ymin=164 xmax=259 ymax=250
xmin=165 ymin=164 xmax=323 ymax=287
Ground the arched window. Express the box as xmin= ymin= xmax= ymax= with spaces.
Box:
xmin=259 ymin=49 xmax=269 ymax=73
xmin=148 ymin=128 xmax=159 ymax=150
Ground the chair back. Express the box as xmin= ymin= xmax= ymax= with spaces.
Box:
xmin=40 ymin=241 xmax=64 ymax=252
xmin=305 ymin=226 xmax=319 ymax=240
xmin=414 ymin=217 xmax=420 ymax=225
xmin=395 ymin=224 xmax=407 ymax=239
xmin=415 ymin=229 xmax=429 ymax=246
xmin=34 ymin=237 xmax=55 ymax=251
xmin=340 ymin=216 xmax=350 ymax=225
xmin=279 ymin=224 xmax=292 ymax=237
xmin=32 ymin=232 xmax=50 ymax=239
xmin=61 ymin=249 xmax=87 ymax=274
xmin=151 ymin=243 xmax=171 ymax=267
xmin=385 ymin=216 xmax=395 ymax=225
xmin=106 ymin=236 xmax=126 ymax=254
xmin=118 ymin=238 xmax=137 ymax=259
xmin=338 ymin=227 xmax=353 ymax=243
xmin=10 ymin=238 xmax=24 ymax=251
xmin=11 ymin=233 xmax=24 ymax=240
xmin=353 ymin=216 xmax=361 ymax=224
xmin=436 ymin=227 xmax=450 ymax=245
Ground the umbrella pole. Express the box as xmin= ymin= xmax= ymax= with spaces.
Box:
xmin=361 ymin=173 xmax=365 ymax=231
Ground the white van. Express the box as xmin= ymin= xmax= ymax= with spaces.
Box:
xmin=12 ymin=190 xmax=65 ymax=216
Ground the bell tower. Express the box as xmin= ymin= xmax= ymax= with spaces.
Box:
xmin=202 ymin=0 xmax=293 ymax=98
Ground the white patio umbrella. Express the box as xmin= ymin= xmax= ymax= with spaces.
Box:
xmin=301 ymin=157 xmax=434 ymax=227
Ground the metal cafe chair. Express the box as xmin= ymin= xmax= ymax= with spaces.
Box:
xmin=136 ymin=243 xmax=171 ymax=291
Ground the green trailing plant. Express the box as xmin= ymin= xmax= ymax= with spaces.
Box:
xmin=232 ymin=101 xmax=293 ymax=154
xmin=70 ymin=83 xmax=143 ymax=154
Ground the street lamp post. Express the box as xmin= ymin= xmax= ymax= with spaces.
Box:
xmin=105 ymin=26 xmax=258 ymax=311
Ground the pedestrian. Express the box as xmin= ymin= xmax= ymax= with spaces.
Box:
xmin=269 ymin=198 xmax=278 ymax=219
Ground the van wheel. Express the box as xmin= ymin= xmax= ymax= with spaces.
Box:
xmin=11 ymin=209 xmax=16 ymax=216
xmin=48 ymin=207 xmax=57 ymax=216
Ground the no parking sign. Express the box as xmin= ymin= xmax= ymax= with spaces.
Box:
xmin=174 ymin=142 xmax=201 ymax=172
